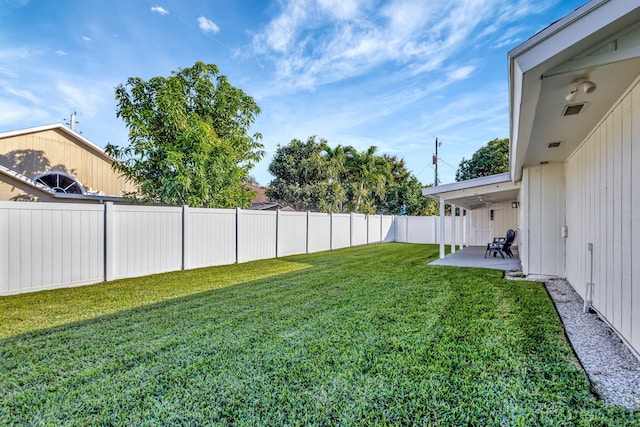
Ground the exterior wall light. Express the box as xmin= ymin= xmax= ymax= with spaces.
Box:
xmin=565 ymin=77 xmax=596 ymax=102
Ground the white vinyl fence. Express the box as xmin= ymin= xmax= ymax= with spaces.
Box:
xmin=0 ymin=201 xmax=458 ymax=295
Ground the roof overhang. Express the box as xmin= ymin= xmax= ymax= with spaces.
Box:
xmin=508 ymin=0 xmax=640 ymax=182
xmin=422 ymin=173 xmax=520 ymax=210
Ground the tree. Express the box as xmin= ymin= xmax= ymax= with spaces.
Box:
xmin=455 ymin=138 xmax=509 ymax=181
xmin=105 ymin=61 xmax=264 ymax=207
xmin=344 ymin=146 xmax=390 ymax=213
xmin=266 ymin=136 xmax=346 ymax=212
xmin=372 ymin=155 xmax=438 ymax=215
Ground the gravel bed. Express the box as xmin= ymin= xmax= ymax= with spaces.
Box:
xmin=533 ymin=276 xmax=640 ymax=409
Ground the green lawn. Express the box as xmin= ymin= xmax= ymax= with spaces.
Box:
xmin=1 ymin=243 xmax=638 ymax=426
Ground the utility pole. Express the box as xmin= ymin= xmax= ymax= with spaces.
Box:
xmin=432 ymin=137 xmax=441 ymax=186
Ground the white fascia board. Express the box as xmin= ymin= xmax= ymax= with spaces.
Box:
xmin=422 ymin=173 xmax=511 ymax=198
xmin=507 ymin=0 xmax=640 ymax=182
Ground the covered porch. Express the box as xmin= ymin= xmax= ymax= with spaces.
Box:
xmin=429 ymin=245 xmax=521 ymax=271
xmin=422 ymin=172 xmax=521 ymax=265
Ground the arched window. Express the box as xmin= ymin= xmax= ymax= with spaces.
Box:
xmin=33 ymin=171 xmax=86 ymax=195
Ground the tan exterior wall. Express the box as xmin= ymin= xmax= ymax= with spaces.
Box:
xmin=565 ymin=76 xmax=640 ymax=357
xmin=0 ymin=178 xmax=57 ymax=202
xmin=0 ymin=127 xmax=135 ymax=200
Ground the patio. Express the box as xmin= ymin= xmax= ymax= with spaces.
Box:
xmin=429 ymin=245 xmax=521 ymax=271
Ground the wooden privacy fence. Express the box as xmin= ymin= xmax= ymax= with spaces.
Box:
xmin=0 ymin=201 xmax=459 ymax=295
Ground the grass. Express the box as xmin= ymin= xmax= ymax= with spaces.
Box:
xmin=0 ymin=243 xmax=638 ymax=426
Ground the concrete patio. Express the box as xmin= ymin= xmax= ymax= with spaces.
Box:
xmin=429 ymin=245 xmax=521 ymax=271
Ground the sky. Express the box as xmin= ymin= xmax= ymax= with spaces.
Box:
xmin=0 ymin=0 xmax=587 ymax=186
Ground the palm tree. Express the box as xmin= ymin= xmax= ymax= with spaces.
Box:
xmin=346 ymin=146 xmax=391 ymax=213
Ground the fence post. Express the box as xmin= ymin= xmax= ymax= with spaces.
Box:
xmin=406 ymin=216 xmax=409 ymax=243
xmin=330 ymin=213 xmax=334 ymax=250
xmin=235 ymin=207 xmax=240 ymax=264
xmin=350 ymin=212 xmax=354 ymax=247
xmin=182 ymin=205 xmax=188 ymax=270
xmin=104 ymin=202 xmax=114 ymax=281
xmin=366 ymin=214 xmax=370 ymax=245
xmin=306 ymin=211 xmax=310 ymax=254
xmin=276 ymin=209 xmax=280 ymax=258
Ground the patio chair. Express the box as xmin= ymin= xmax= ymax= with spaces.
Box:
xmin=485 ymin=229 xmax=516 ymax=259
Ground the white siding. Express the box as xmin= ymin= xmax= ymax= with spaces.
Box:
xmin=110 ymin=205 xmax=182 ymax=280
xmin=237 ymin=210 xmax=277 ymax=262
xmin=308 ymin=212 xmax=331 ymax=253
xmin=277 ymin=211 xmax=308 ymax=257
xmin=565 ymin=78 xmax=640 ymax=355
xmin=0 ymin=201 xmax=104 ymax=295
xmin=184 ymin=207 xmax=236 ymax=269
xmin=467 ymin=203 xmax=519 ymax=246
xmin=521 ymin=163 xmax=565 ymax=276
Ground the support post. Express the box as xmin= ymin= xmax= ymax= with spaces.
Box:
xmin=462 ymin=209 xmax=467 ymax=249
xmin=451 ymin=203 xmax=456 ymax=254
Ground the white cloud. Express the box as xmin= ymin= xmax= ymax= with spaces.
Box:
xmin=56 ymin=81 xmax=104 ymax=117
xmin=317 ymin=0 xmax=362 ymax=20
xmin=0 ymin=47 xmax=30 ymax=61
xmin=151 ymin=6 xmax=169 ymax=15
xmin=249 ymin=0 xmax=556 ymax=96
xmin=0 ymin=99 xmax=48 ymax=126
xmin=0 ymin=82 xmax=41 ymax=104
xmin=198 ymin=16 xmax=220 ymax=34
xmin=82 ymin=36 xmax=91 ymax=41
xmin=447 ymin=65 xmax=475 ymax=81
xmin=55 ymin=50 xmax=68 ymax=56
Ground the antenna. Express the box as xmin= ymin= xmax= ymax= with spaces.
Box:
xmin=64 ymin=112 xmax=79 ymax=131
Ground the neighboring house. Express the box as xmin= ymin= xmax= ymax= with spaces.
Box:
xmin=0 ymin=123 xmax=134 ymax=203
xmin=424 ymin=0 xmax=640 ymax=358
xmin=247 ymin=184 xmax=295 ymax=211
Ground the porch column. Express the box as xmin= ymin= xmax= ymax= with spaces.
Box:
xmin=462 ymin=209 xmax=467 ymax=249
xmin=451 ymin=203 xmax=456 ymax=254
xmin=439 ymin=198 xmax=445 ymax=259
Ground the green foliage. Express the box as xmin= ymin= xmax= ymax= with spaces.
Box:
xmin=266 ymin=136 xmax=346 ymax=212
xmin=373 ymin=155 xmax=439 ymax=215
xmin=343 ymin=145 xmax=390 ymax=213
xmin=455 ymin=137 xmax=509 ymax=181
xmin=1 ymin=244 xmax=637 ymax=425
xmin=105 ymin=61 xmax=264 ymax=208
xmin=268 ymin=138 xmax=433 ymax=214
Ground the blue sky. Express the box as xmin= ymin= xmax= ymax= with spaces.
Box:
xmin=0 ymin=0 xmax=586 ymax=186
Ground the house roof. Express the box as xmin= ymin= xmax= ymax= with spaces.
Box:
xmin=0 ymin=123 xmax=115 ymax=164
xmin=508 ymin=0 xmax=640 ymax=181
xmin=422 ymin=173 xmax=520 ymax=210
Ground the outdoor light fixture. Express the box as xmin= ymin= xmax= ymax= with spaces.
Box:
xmin=512 ymin=201 xmax=519 ymax=209
xmin=565 ymin=77 xmax=597 ymax=102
